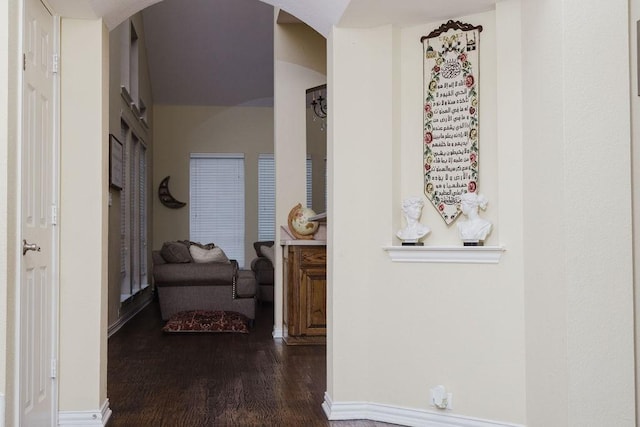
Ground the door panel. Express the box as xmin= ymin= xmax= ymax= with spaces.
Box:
xmin=21 ymin=0 xmax=56 ymax=424
xmin=301 ymin=267 xmax=326 ymax=335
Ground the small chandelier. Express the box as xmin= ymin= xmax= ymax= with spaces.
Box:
xmin=307 ymin=84 xmax=327 ymax=130
xmin=311 ymin=93 xmax=327 ymax=119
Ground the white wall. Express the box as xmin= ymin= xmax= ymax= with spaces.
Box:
xmin=520 ymin=0 xmax=568 ymax=422
xmin=107 ymin=13 xmax=155 ymax=329
xmin=631 ymin=0 xmax=640 ymax=417
xmin=0 ymin=0 xmax=636 ymax=425
xmin=522 ymin=0 xmax=635 ymax=424
xmin=328 ymin=8 xmax=527 ymax=422
xmin=273 ymin=14 xmax=326 ymax=336
xmin=327 ymin=0 xmax=635 ymax=422
xmin=152 ymin=104 xmax=274 ymax=266
xmin=330 ymin=24 xmax=395 ymax=402
xmin=59 ymin=18 xmax=109 ymax=412
xmin=0 ymin=0 xmax=8 ymax=416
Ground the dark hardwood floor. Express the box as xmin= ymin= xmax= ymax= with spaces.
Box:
xmin=108 ymin=297 xmax=396 ymax=427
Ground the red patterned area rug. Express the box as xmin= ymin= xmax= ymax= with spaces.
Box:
xmin=162 ymin=310 xmax=249 ymax=334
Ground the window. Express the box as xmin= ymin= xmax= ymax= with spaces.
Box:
xmin=190 ymin=154 xmax=245 ymax=267
xmin=258 ymin=154 xmax=275 ymax=241
xmin=139 ymin=98 xmax=149 ymax=129
xmin=129 ymin=22 xmax=139 ymax=107
xmin=120 ymin=120 xmax=130 ymax=299
xmin=120 ymin=20 xmax=139 ymax=107
xmin=137 ymin=142 xmax=148 ymax=290
xmin=120 ymin=122 xmax=148 ymax=301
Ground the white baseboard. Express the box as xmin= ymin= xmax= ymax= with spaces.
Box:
xmin=272 ymin=326 xmax=284 ymax=339
xmin=58 ymin=398 xmax=112 ymax=426
xmin=0 ymin=393 xmax=4 ymax=427
xmin=322 ymin=392 xmax=524 ymax=427
xmin=108 ymin=295 xmax=152 ymax=338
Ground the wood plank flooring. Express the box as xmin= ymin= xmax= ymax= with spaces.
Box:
xmin=108 ymin=297 xmax=396 ymax=427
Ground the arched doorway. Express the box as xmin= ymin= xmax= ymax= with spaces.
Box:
xmin=104 ymin=2 xmax=326 ymax=424
xmin=15 ymin=0 xmax=336 ymax=423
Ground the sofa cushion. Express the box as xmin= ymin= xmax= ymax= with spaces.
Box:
xmin=189 ymin=245 xmax=230 ymax=264
xmin=253 ymin=241 xmax=274 ymax=257
xmin=260 ymin=245 xmax=276 ymax=266
xmin=160 ymin=241 xmax=193 ymax=263
xmin=250 ymin=257 xmax=274 ymax=286
xmin=153 ymin=262 xmax=236 ymax=286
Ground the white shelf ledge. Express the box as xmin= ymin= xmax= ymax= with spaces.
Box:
xmin=383 ymin=245 xmax=505 ymax=264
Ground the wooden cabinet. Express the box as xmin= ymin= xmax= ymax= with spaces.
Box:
xmin=283 ymin=244 xmax=326 ymax=343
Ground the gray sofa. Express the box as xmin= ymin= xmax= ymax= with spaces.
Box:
xmin=152 ymin=242 xmax=257 ymax=322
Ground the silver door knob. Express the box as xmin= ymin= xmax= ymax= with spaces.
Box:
xmin=22 ymin=239 xmax=41 ymax=256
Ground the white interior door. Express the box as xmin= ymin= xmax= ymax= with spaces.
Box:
xmin=20 ymin=0 xmax=57 ymax=424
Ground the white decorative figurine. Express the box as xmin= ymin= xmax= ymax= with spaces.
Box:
xmin=457 ymin=192 xmax=492 ymax=245
xmin=397 ymin=197 xmax=431 ymax=245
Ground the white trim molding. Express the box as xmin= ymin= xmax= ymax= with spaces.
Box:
xmin=58 ymin=399 xmax=112 ymax=426
xmin=272 ymin=326 xmax=284 ymax=339
xmin=383 ymin=246 xmax=505 ymax=264
xmin=322 ymin=393 xmax=523 ymax=427
xmin=108 ymin=295 xmax=153 ymax=338
xmin=0 ymin=393 xmax=4 ymax=427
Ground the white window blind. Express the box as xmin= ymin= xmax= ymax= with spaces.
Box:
xmin=258 ymin=154 xmax=275 ymax=241
xmin=306 ymin=156 xmax=313 ymax=209
xmin=120 ymin=121 xmax=129 ymax=283
xmin=190 ymin=154 xmax=245 ymax=267
xmin=130 ymin=135 xmax=140 ymax=294
xmin=119 ymin=126 xmax=148 ymax=301
xmin=138 ymin=143 xmax=147 ymax=287
xmin=120 ymin=123 xmax=133 ymax=302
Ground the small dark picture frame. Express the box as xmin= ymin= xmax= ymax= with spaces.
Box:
xmin=109 ymin=134 xmax=124 ymax=190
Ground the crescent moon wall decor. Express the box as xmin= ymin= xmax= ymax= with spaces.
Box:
xmin=158 ymin=176 xmax=187 ymax=209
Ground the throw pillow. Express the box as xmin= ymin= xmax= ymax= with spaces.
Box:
xmin=253 ymin=241 xmax=274 ymax=257
xmin=160 ymin=241 xmax=192 ymax=263
xmin=190 ymin=241 xmax=216 ymax=250
xmin=260 ymin=245 xmax=276 ymax=266
xmin=189 ymin=245 xmax=230 ymax=264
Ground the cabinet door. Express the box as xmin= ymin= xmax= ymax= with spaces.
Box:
xmin=300 ymin=267 xmax=326 ymax=335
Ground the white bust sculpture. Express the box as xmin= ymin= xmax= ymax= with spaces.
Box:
xmin=457 ymin=192 xmax=492 ymax=244
xmin=397 ymin=197 xmax=431 ymax=243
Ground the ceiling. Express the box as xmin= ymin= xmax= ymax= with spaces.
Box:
xmin=141 ymin=0 xmax=275 ymax=107
xmin=338 ymin=0 xmax=496 ymax=29
xmin=137 ymin=0 xmax=496 ymax=107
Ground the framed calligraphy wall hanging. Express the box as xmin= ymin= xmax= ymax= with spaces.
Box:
xmin=421 ymin=20 xmax=482 ymax=224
